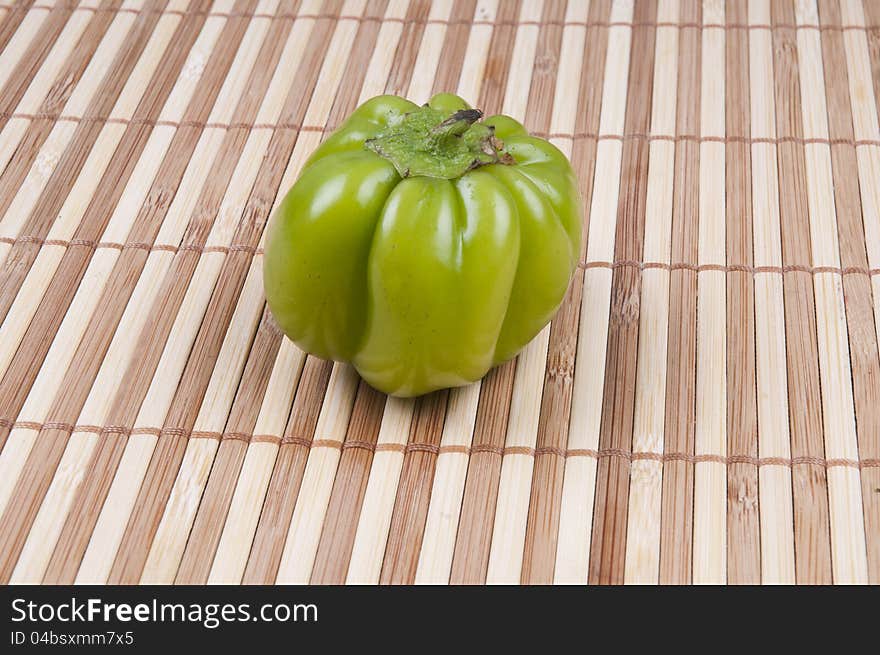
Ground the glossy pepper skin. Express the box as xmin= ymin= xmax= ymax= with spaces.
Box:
xmin=263 ymin=93 xmax=582 ymax=397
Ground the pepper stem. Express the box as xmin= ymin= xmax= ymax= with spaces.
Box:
xmin=431 ymin=109 xmax=483 ymax=139
xmin=365 ymin=105 xmax=513 ymax=180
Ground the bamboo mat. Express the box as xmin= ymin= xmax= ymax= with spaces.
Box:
xmin=0 ymin=0 xmax=877 ymax=586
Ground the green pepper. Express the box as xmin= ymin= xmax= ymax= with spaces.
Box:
xmin=263 ymin=93 xmax=582 ymax=397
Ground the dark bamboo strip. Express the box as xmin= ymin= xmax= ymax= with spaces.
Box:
xmin=658 ymin=0 xmax=699 ymax=585
xmin=589 ymin=0 xmax=656 ymax=586
xmin=379 ymin=390 xmax=448 ymax=584
xmin=38 ymin=0 xmax=250 ymax=584
xmin=517 ymin=0 xmax=574 ymax=585
xmin=105 ymin=0 xmax=344 ymax=585
xmin=771 ymin=0 xmax=831 ymax=584
xmin=0 ymin=0 xmax=75 ymax=134
xmin=0 ymin=0 xmax=34 ymax=56
xmin=443 ymin=0 xmax=523 ymax=586
xmin=821 ymin=0 xmax=880 ymax=584
xmin=174 ymin=309 xmax=284 ymax=583
xmin=0 ymin=0 xmax=121 ymax=231
xmin=310 ymin=381 xmax=385 ymax=584
xmin=0 ymin=0 xmax=200 ymax=584
xmin=430 ymin=0 xmax=475 ymax=96
xmin=724 ymin=0 xmax=761 ymax=585
xmin=242 ymin=356 xmax=332 ymax=584
xmin=383 ymin=0 xmax=429 ymax=96
xmin=178 ymin=1 xmax=387 ymax=582
xmin=0 ymin=0 xmax=170 ymax=332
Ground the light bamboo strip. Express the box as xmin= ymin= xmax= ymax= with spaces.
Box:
xmin=487 ymin=0 xmax=573 ymax=585
xmin=67 ymin=0 xmax=253 ymax=583
xmin=545 ymin=0 xmax=592 ymax=160
xmin=801 ymin=0 xmax=868 ymax=584
xmin=141 ymin=3 xmax=382 ymax=583
xmin=0 ymin=0 xmax=192 ymax=544
xmin=750 ymin=0 xmax=798 ymax=584
xmin=623 ymin=0 xmax=678 ymax=585
xmin=344 ymin=0 xmax=497 ymax=586
xmin=554 ymin=0 xmax=633 ymax=584
xmin=692 ymin=0 xmax=726 ymax=584
xmin=0 ymin=0 xmax=104 ymax=259
xmin=92 ymin=0 xmax=354 ymax=585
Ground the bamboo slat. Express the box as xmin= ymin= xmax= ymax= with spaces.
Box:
xmin=0 ymin=0 xmax=877 ymax=586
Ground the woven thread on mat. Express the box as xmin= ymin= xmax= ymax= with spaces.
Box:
xmin=3 ymin=112 xmax=880 ymax=147
xmin=0 ymin=418 xmax=875 ymax=470
xmin=2 ymin=236 xmax=877 ymax=277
